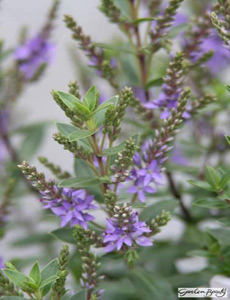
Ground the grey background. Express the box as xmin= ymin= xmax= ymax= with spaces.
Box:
xmin=1 ymin=0 xmax=229 ymax=293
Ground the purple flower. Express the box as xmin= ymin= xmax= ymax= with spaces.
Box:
xmin=14 ymin=34 xmax=54 ymax=79
xmin=127 ymin=139 xmax=165 ymax=202
xmin=103 ymin=206 xmax=152 ymax=252
xmin=171 ymin=147 xmax=189 ymax=166
xmin=41 ymin=188 xmax=97 ymax=229
xmin=137 ymin=160 xmax=163 ymax=186
xmin=0 ymin=257 xmax=5 ymax=269
xmin=199 ymin=30 xmax=230 ymax=74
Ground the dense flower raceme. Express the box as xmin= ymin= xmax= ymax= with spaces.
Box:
xmin=14 ymin=34 xmax=54 ymax=80
xmin=127 ymin=140 xmax=164 ymax=203
xmin=103 ymin=204 xmax=152 ymax=252
xmin=40 ymin=187 xmax=97 ymax=229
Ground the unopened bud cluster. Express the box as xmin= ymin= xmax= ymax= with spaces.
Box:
xmin=73 ymin=226 xmax=104 ymax=294
xmin=52 ymin=245 xmax=70 ymax=297
xmin=149 ymin=210 xmax=171 ymax=235
xmin=53 ymin=133 xmax=90 ymax=159
xmin=103 ymin=87 xmax=134 ymax=141
xmin=150 ymin=0 xmax=184 ymax=52
xmin=150 ymin=88 xmax=190 ymax=162
xmin=52 ymin=90 xmax=83 ymax=127
xmin=111 ymin=138 xmax=139 ymax=181
xmin=212 ymin=1 xmax=230 ymax=51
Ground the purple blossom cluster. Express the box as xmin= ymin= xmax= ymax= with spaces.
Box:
xmin=103 ymin=205 xmax=152 ymax=252
xmin=127 ymin=140 xmax=164 ymax=203
xmin=41 ymin=187 xmax=97 ymax=229
xmin=14 ymin=34 xmax=54 ymax=80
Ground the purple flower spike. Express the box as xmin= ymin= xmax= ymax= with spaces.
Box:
xmin=41 ymin=188 xmax=97 ymax=229
xmin=103 ymin=205 xmax=152 ymax=252
xmin=14 ymin=34 xmax=54 ymax=79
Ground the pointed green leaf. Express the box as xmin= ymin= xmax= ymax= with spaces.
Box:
xmin=145 ymin=78 xmax=163 ymax=89
xmin=39 ymin=275 xmax=57 ymax=289
xmin=56 ymin=123 xmax=79 ymax=136
xmin=57 ymin=91 xmax=81 ymax=110
xmin=40 ymin=259 xmax=58 ymax=296
xmin=3 ymin=269 xmax=30 ymax=290
xmin=217 ymin=217 xmax=230 ymax=226
xmin=68 ymin=129 xmax=94 ymax=142
xmin=69 ymin=289 xmax=87 ymax=300
xmin=22 ymin=281 xmax=38 ymax=292
xmin=205 ymin=165 xmax=220 ymax=190
xmin=140 ymin=200 xmax=178 ymax=221
xmin=99 ymin=134 xmax=140 ymax=156
xmin=58 ymin=177 xmax=100 ymax=188
xmin=187 ymin=250 xmax=215 ymax=258
xmin=57 ymin=91 xmax=91 ymax=118
xmin=29 ymin=262 xmax=41 ymax=286
xmin=219 ymin=170 xmax=230 ymax=188
xmin=51 ymin=227 xmax=75 ymax=244
xmin=193 ymin=198 xmax=230 ymax=209
xmin=83 ymin=85 xmax=99 ymax=111
xmin=132 ymin=17 xmax=156 ymax=24
xmin=41 ymin=259 xmax=58 ymax=281
xmin=92 ymin=95 xmax=118 ymax=129
xmin=225 ymin=135 xmax=230 ymax=145
xmin=208 ymin=228 xmax=230 ymax=246
xmin=187 ymin=180 xmax=215 ymax=191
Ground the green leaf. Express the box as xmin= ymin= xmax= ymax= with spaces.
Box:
xmin=39 ymin=275 xmax=57 ymax=289
xmin=73 ymin=159 xmax=104 ymax=202
xmin=56 ymin=124 xmax=93 ymax=152
xmin=57 ymin=91 xmax=91 ymax=118
xmin=57 ymin=91 xmax=81 ymax=110
xmin=205 ymin=165 xmax=220 ymax=190
xmin=69 ymin=289 xmax=87 ymax=300
xmin=208 ymin=228 xmax=230 ymax=246
xmin=51 ymin=227 xmax=75 ymax=244
xmin=92 ymin=95 xmax=118 ymax=129
xmin=217 ymin=217 xmax=230 ymax=226
xmin=29 ymin=262 xmax=41 ymax=286
xmin=83 ymin=85 xmax=99 ymax=111
xmin=22 ymin=280 xmax=38 ymax=291
xmin=93 ymin=42 xmax=134 ymax=54
xmin=140 ymin=200 xmax=178 ymax=221
xmin=58 ymin=177 xmax=100 ymax=188
xmin=187 ymin=180 xmax=215 ymax=191
xmin=128 ymin=269 xmax=176 ymax=300
xmin=225 ymin=84 xmax=230 ymax=92
xmin=132 ymin=17 xmax=156 ymax=24
xmin=100 ymin=134 xmax=140 ymax=156
xmin=145 ymin=78 xmax=163 ymax=89
xmin=219 ymin=170 xmax=230 ymax=189
xmin=187 ymin=250 xmax=215 ymax=258
xmin=68 ymin=128 xmax=94 ymax=142
xmin=19 ymin=124 xmax=46 ymax=160
xmin=3 ymin=269 xmax=30 ymax=290
xmin=193 ymin=198 xmax=230 ymax=209
xmin=225 ymin=135 xmax=230 ymax=145
xmin=56 ymin=123 xmax=79 ymax=136
xmin=74 ymin=158 xmax=95 ymax=178
xmin=40 ymin=259 xmax=58 ymax=296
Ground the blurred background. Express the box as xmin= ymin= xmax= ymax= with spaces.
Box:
xmin=1 ymin=1 xmax=230 ymax=297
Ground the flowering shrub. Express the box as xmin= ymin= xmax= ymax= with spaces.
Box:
xmin=0 ymin=0 xmax=230 ymax=299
